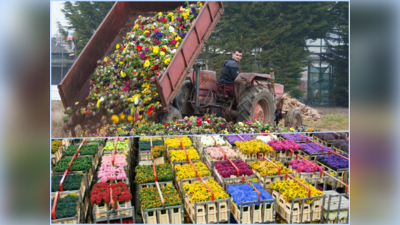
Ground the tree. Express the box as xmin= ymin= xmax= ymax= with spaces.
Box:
xmin=57 ymin=1 xmax=115 ymax=55
xmin=326 ymin=2 xmax=349 ymax=107
xmin=200 ymin=2 xmax=335 ymax=95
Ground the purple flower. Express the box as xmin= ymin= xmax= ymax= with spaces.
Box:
xmin=144 ymin=47 xmax=150 ymax=52
xmin=146 ymin=33 xmax=151 ymax=37
xmin=176 ymin=17 xmax=182 ymax=22
xmin=300 ymin=143 xmax=332 ymax=154
xmin=220 ymin=124 xmax=226 ymax=130
xmin=317 ymin=154 xmax=348 ymax=170
xmin=180 ymin=33 xmax=186 ymax=38
xmin=140 ymin=53 xmax=146 ymax=59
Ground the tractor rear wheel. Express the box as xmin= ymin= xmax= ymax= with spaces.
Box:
xmin=175 ymin=80 xmax=194 ymax=114
xmin=237 ymin=86 xmax=275 ymax=125
xmin=284 ymin=108 xmax=303 ymax=129
xmin=161 ymin=105 xmax=182 ymax=124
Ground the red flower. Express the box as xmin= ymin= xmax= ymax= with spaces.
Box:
xmin=165 ymin=123 xmax=169 ymax=126
xmin=146 ymin=76 xmax=151 ymax=80
xmin=86 ymin=110 xmax=91 ymax=116
xmin=147 ymin=106 xmax=155 ymax=116
xmin=136 ymin=45 xmax=142 ymax=52
xmin=116 ymin=102 xmax=119 ymax=106
xmin=145 ymin=56 xmax=150 ymax=60
xmin=96 ymin=90 xmax=99 ymax=93
xmin=206 ymin=119 xmax=210 ymax=123
xmin=176 ymin=121 xmax=179 ymax=125
xmin=151 ymin=65 xmax=159 ymax=71
xmin=160 ymin=47 xmax=167 ymax=52
xmin=170 ymin=39 xmax=177 ymax=44
xmin=122 ymin=45 xmax=126 ymax=50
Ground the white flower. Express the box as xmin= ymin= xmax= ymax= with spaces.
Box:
xmin=169 ymin=26 xmax=175 ymax=33
xmin=100 ymin=97 xmax=104 ymax=102
xmin=171 ymin=49 xmax=177 ymax=54
xmin=134 ymin=97 xmax=139 ymax=105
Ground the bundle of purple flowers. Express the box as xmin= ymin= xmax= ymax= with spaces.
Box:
xmin=214 ymin=160 xmax=253 ymax=178
xmin=227 ymin=183 xmax=273 ymax=206
xmin=224 ymin=135 xmax=254 ymax=144
xmin=267 ymin=140 xmax=302 ymax=151
xmin=317 ymin=154 xmax=348 ymax=170
xmin=281 ymin=133 xmax=303 ymax=142
xmin=331 ymin=140 xmax=349 ymax=152
xmin=300 ymin=142 xmax=332 ymax=154
xmin=314 ymin=132 xmax=348 ymax=141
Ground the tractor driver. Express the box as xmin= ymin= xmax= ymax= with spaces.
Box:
xmin=218 ymin=48 xmax=242 ymax=97
xmin=219 ymin=48 xmax=242 ymax=84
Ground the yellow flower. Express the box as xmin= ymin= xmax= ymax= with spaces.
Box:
xmin=153 ymin=46 xmax=159 ymax=53
xmin=143 ymin=30 xmax=149 ymax=34
xmin=116 ymin=44 xmax=120 ymax=49
xmin=144 ymin=60 xmax=150 ymax=68
xmin=166 ymin=24 xmax=169 ymax=27
xmin=120 ymin=71 xmax=126 ymax=78
xmin=127 ymin=115 xmax=133 ymax=121
xmin=133 ymin=24 xmax=139 ymax=29
xmin=163 ymin=58 xmax=171 ymax=65
xmin=175 ymin=42 xmax=180 ymax=48
xmin=168 ymin=12 xmax=174 ymax=16
xmin=111 ymin=115 xmax=119 ymax=124
xmin=160 ymin=51 xmax=165 ymax=56
xmin=142 ymin=83 xmax=150 ymax=89
xmin=104 ymin=57 xmax=108 ymax=62
xmin=119 ymin=61 xmax=124 ymax=65
xmin=171 ymin=16 xmax=174 ymax=22
xmin=141 ymin=119 xmax=146 ymax=123
xmin=96 ymin=99 xmax=100 ymax=108
xmin=120 ymin=113 xmax=125 ymax=120
xmin=175 ymin=36 xmax=182 ymax=41
xmin=158 ymin=12 xmax=162 ymax=16
xmin=140 ymin=73 xmax=145 ymax=77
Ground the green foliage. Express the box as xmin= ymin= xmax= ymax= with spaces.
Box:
xmin=51 ymin=175 xmax=83 ymax=192
xmin=326 ymin=2 xmax=349 ymax=107
xmin=51 ymin=195 xmax=79 ymax=219
xmin=64 ymin=144 xmax=97 ymax=156
xmin=201 ymin=2 xmax=335 ymax=94
xmin=290 ymin=88 xmax=305 ymax=99
xmin=54 ymin=156 xmax=92 ymax=172
xmin=134 ymin=164 xmax=174 ymax=184
xmin=57 ymin=1 xmax=115 ymax=55
xmin=139 ymin=139 xmax=164 ymax=151
xmin=62 ymin=115 xmax=70 ymax=121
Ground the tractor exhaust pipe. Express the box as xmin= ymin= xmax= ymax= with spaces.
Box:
xmin=270 ymin=68 xmax=275 ymax=103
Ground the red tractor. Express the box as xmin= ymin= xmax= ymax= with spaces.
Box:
xmin=172 ymin=63 xmax=303 ymax=128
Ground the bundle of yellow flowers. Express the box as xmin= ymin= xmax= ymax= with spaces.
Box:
xmin=249 ymin=159 xmax=291 ymax=176
xmin=270 ymin=178 xmax=324 ymax=204
xmin=165 ymin=136 xmax=192 ymax=148
xmin=174 ymin=161 xmax=211 ymax=180
xmin=183 ymin=178 xmax=229 ymax=203
xmin=234 ymin=139 xmax=273 ymax=155
xmin=169 ymin=147 xmax=200 ymax=162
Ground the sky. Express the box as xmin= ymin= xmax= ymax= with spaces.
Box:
xmin=51 ymin=1 xmax=70 ymax=36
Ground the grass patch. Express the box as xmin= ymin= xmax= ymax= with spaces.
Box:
xmin=303 ymin=112 xmax=349 ymax=131
xmin=52 ymin=101 xmax=66 ymax=138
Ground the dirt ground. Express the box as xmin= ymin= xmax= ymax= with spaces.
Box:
xmin=51 ymin=101 xmax=349 ymax=137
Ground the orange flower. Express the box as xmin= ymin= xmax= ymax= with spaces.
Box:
xmin=310 ymin=128 xmax=313 ymax=132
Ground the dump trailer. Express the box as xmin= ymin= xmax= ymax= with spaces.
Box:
xmin=58 ymin=1 xmax=301 ymax=134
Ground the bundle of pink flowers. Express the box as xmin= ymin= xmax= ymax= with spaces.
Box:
xmin=98 ymin=165 xmax=127 ymax=182
xmin=206 ymin=146 xmax=238 ymax=159
xmin=267 ymin=140 xmax=302 ymax=151
xmin=288 ymin=160 xmax=325 ymax=173
xmin=101 ymin=154 xmax=127 ymax=167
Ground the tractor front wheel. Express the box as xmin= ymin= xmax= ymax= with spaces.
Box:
xmin=237 ymin=86 xmax=275 ymax=125
xmin=284 ymin=108 xmax=303 ymax=129
xmin=161 ymin=105 xmax=182 ymax=124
